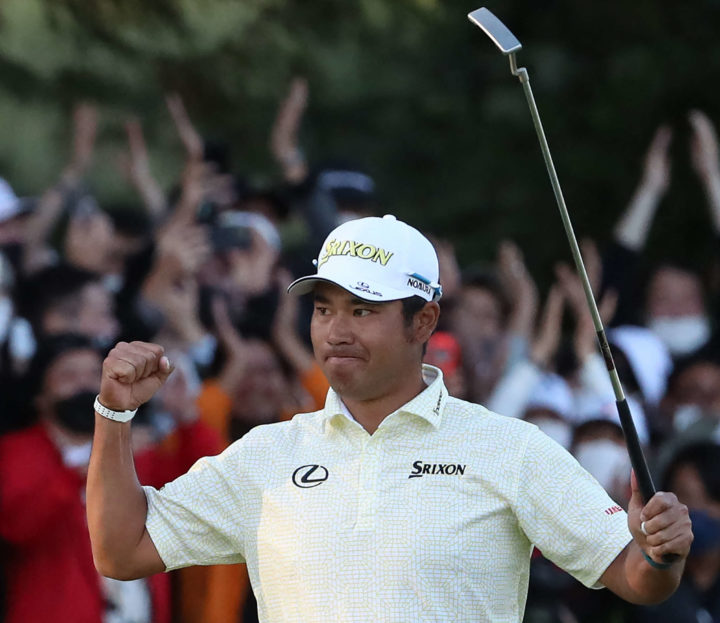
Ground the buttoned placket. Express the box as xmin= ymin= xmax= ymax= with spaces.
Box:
xmin=355 ymin=429 xmax=381 ymax=531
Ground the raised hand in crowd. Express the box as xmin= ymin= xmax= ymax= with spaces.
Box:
xmin=120 ymin=118 xmax=167 ymax=221
xmin=555 ymin=239 xmax=617 ymax=363
xmin=172 ymin=145 xmax=215 ymax=225
xmin=614 ymin=125 xmax=672 ymax=252
xmin=689 ymin=109 xmax=720 ymax=232
xmin=497 ymin=240 xmax=538 ymax=344
xmin=271 ymin=268 xmax=314 ymax=373
xmin=166 ymin=92 xmax=204 ymax=162
xmin=486 ymin=281 xmax=565 ymax=419
xmin=211 ymin=294 xmax=250 ymax=398
xmin=528 ymin=284 xmax=565 ymax=369
xmin=270 ymin=76 xmax=309 ymax=184
xmin=227 ymin=228 xmax=278 ymax=297
xmin=140 ymin=221 xmax=210 ymax=315
xmin=65 ymin=102 xmax=99 ymax=184
xmin=153 ymin=277 xmax=207 ymax=348
xmin=22 ymin=102 xmax=99 ymax=274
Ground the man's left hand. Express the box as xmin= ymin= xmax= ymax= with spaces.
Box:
xmin=627 ymin=470 xmax=693 ymax=565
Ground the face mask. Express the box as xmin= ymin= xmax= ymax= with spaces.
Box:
xmin=102 ymin=273 xmax=124 ymax=293
xmin=688 ymin=510 xmax=720 ymax=556
xmin=648 ymin=315 xmax=711 ymax=356
xmin=54 ymin=390 xmax=97 ymax=435
xmin=574 ymin=439 xmax=630 ymax=493
xmin=531 ymin=417 xmax=572 ymax=449
xmin=673 ymin=404 xmax=705 ymax=433
xmin=61 ymin=441 xmax=92 ymax=469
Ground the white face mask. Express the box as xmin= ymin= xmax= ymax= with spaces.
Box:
xmin=648 ymin=315 xmax=711 ymax=356
xmin=61 ymin=441 xmax=93 ymax=469
xmin=574 ymin=439 xmax=630 ymax=493
xmin=530 ymin=417 xmax=572 ymax=449
xmin=673 ymin=404 xmax=705 ymax=433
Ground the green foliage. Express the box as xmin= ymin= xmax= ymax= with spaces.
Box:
xmin=1 ymin=0 xmax=719 ymax=281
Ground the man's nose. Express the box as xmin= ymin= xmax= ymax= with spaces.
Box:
xmin=326 ymin=313 xmax=354 ymax=345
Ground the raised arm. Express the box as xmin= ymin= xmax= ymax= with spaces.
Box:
xmin=22 ymin=103 xmax=98 ymax=273
xmin=270 ymin=77 xmax=309 ymax=184
xmin=86 ymin=341 xmax=173 ymax=580
xmin=121 ymin=118 xmax=168 ymax=221
xmin=689 ymin=110 xmax=720 ymax=233
xmin=613 ymin=125 xmax=672 ymax=252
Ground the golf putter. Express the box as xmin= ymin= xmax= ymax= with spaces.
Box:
xmin=468 ymin=8 xmax=672 ymax=558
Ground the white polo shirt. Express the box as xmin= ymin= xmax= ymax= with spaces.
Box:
xmin=144 ymin=365 xmax=631 ymax=622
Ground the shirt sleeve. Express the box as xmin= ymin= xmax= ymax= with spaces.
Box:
xmin=143 ymin=440 xmax=252 ymax=571
xmin=513 ymin=427 xmax=632 ymax=589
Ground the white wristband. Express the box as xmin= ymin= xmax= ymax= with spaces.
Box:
xmin=94 ymin=395 xmax=138 ymax=422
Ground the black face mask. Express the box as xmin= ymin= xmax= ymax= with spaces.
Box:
xmin=54 ymin=390 xmax=97 ymax=435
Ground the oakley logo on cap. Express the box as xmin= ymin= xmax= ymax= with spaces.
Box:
xmin=317 ymin=239 xmax=394 ymax=268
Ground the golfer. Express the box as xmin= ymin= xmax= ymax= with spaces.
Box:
xmin=87 ymin=215 xmax=693 ymax=622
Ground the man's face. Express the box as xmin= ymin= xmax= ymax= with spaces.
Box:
xmin=77 ymin=283 xmax=118 ymax=343
xmin=646 ymin=267 xmax=705 ymax=318
xmin=452 ymin=285 xmax=503 ymax=341
xmin=232 ymin=339 xmax=287 ymax=423
xmin=311 ymin=283 xmax=420 ymax=403
xmin=670 ymin=362 xmax=720 ymax=413
xmin=40 ymin=348 xmax=102 ymax=406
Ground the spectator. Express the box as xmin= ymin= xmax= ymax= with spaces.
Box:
xmin=0 ymin=334 xmax=222 ymax=623
xmin=607 ymin=111 xmax=720 ymax=358
xmin=19 ymin=263 xmax=119 ymax=348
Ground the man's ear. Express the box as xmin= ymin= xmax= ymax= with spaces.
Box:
xmin=413 ymin=301 xmax=441 ymax=344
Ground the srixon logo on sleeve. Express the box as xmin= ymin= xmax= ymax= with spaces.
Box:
xmin=408 ymin=461 xmax=467 ymax=479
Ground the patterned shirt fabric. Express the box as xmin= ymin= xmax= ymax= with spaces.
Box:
xmin=144 ymin=365 xmax=632 ymax=622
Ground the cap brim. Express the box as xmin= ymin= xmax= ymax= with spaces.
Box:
xmin=287 ymin=275 xmax=414 ymax=302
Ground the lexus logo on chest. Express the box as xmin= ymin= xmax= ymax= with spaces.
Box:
xmin=292 ymin=464 xmax=329 ymax=488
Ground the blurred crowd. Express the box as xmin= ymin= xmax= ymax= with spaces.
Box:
xmin=2 ymin=78 xmax=720 ymax=623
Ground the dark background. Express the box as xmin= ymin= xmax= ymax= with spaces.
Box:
xmin=1 ymin=0 xmax=719 ymax=283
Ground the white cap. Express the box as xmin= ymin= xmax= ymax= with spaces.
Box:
xmin=288 ymin=215 xmax=442 ymax=302
xmin=0 ymin=178 xmax=21 ymax=224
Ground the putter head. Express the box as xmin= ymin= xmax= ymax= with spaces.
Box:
xmin=467 ymin=8 xmax=522 ymax=55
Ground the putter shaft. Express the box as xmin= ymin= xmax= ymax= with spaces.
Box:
xmin=469 ymin=8 xmax=658 ymax=505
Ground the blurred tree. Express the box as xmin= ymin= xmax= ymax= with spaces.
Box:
xmin=0 ymin=0 xmax=719 ymax=279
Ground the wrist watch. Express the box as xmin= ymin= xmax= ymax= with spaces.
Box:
xmin=94 ymin=395 xmax=138 ymax=423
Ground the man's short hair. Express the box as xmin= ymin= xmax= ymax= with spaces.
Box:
xmin=401 ymin=295 xmax=431 ymax=357
xmin=400 ymin=296 xmax=427 ymax=328
xmin=25 ymin=333 xmax=100 ymax=393
xmin=662 ymin=441 xmax=720 ymax=502
xmin=18 ymin=264 xmax=101 ymax=331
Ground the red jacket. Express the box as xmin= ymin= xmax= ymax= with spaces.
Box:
xmin=0 ymin=420 xmax=222 ymax=623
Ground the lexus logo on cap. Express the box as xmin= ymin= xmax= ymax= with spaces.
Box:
xmin=292 ymin=464 xmax=329 ymax=488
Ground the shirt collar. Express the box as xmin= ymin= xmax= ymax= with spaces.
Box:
xmin=323 ymin=364 xmax=448 ymax=429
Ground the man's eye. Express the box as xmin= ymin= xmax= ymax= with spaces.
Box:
xmin=353 ymin=308 xmax=371 ymax=317
xmin=314 ymin=306 xmax=328 ymax=315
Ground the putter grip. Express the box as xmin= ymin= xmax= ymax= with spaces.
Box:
xmin=615 ymin=399 xmax=679 ymax=565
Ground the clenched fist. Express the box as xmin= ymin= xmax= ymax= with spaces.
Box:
xmin=99 ymin=341 xmax=174 ymax=412
xmin=628 ymin=470 xmax=693 ymax=565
